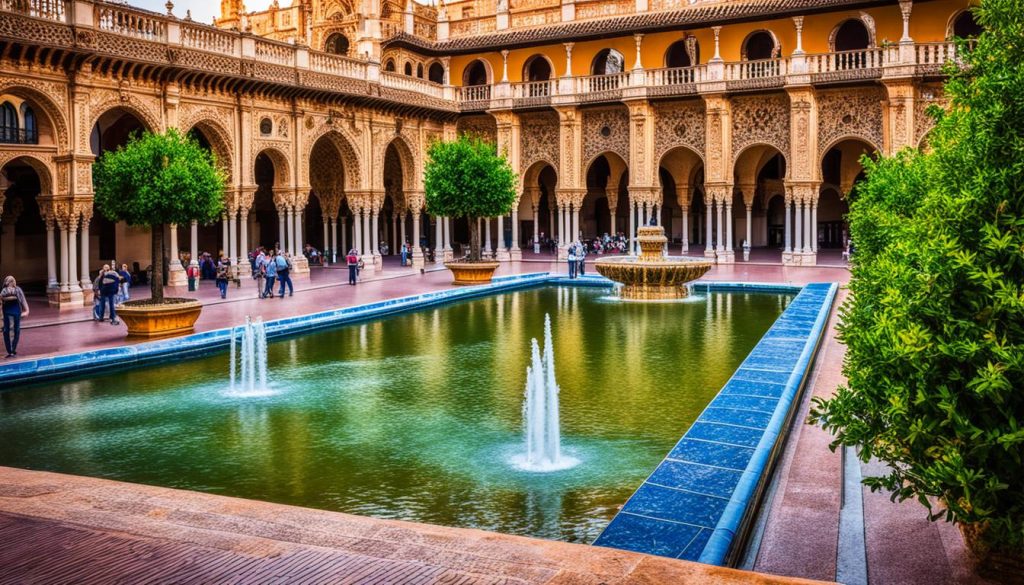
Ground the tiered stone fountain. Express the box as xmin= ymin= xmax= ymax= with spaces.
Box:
xmin=595 ymin=225 xmax=713 ymax=300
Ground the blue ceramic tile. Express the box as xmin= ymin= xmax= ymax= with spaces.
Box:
xmin=731 ymin=368 xmax=792 ymax=385
xmin=685 ymin=422 xmax=764 ymax=448
xmin=709 ymin=393 xmax=780 ymax=413
xmin=699 ymin=407 xmax=773 ymax=429
xmin=594 ymin=513 xmax=701 ymax=557
xmin=720 ymin=379 xmax=787 ymax=398
xmin=668 ymin=438 xmax=755 ymax=471
xmin=678 ymin=528 xmax=712 ymax=561
xmin=647 ymin=460 xmax=743 ymax=499
xmin=623 ymin=483 xmax=727 ymax=527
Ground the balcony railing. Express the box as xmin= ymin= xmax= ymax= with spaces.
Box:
xmin=807 ymin=47 xmax=884 ymax=73
xmin=1 ymin=0 xmax=63 ymax=21
xmin=0 ymin=128 xmax=39 ymax=144
xmin=457 ymin=84 xmax=492 ymax=103
xmin=380 ymin=71 xmax=445 ymax=99
xmin=96 ymin=3 xmax=166 ymax=41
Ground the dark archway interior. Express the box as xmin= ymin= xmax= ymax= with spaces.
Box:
xmin=525 ymin=56 xmax=552 ymax=81
xmin=665 ymin=40 xmax=693 ymax=68
xmin=744 ymin=32 xmax=775 ymax=60
xmin=305 ymin=193 xmax=324 ymax=251
xmin=428 ymin=62 xmax=445 ymax=84
xmin=1 ymin=160 xmax=44 ymax=287
xmin=835 ymin=19 xmax=870 ymax=51
xmin=324 ymin=33 xmax=349 ymax=55
xmin=591 ymin=49 xmax=625 ymax=75
xmin=953 ymin=11 xmax=983 ymax=38
xmin=404 ymin=62 xmax=413 ymax=76
xmin=384 ymin=59 xmax=396 ymax=72
xmin=464 ymin=60 xmax=488 ymax=86
xmin=253 ymin=153 xmax=280 ymax=250
xmin=187 ymin=127 xmax=226 ymax=257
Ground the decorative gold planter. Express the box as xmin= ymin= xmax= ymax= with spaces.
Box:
xmin=445 ymin=261 xmax=501 ymax=285
xmin=117 ymin=298 xmax=203 ymax=339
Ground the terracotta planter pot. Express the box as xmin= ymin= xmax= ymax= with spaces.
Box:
xmin=960 ymin=522 xmax=1024 ymax=583
xmin=445 ymin=261 xmax=500 ymax=285
xmin=117 ymin=298 xmax=203 ymax=339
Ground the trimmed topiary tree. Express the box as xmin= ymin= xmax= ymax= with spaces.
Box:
xmin=424 ymin=134 xmax=517 ymax=262
xmin=93 ymin=128 xmax=225 ymax=303
xmin=810 ymin=0 xmax=1024 ymax=567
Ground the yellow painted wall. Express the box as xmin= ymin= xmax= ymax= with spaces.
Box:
xmin=447 ymin=0 xmax=976 ymax=85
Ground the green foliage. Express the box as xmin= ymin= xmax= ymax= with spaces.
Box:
xmin=810 ymin=0 xmax=1024 ymax=552
xmin=424 ymin=134 xmax=517 ymax=261
xmin=93 ymin=128 xmax=225 ymax=228
xmin=93 ymin=129 xmax=225 ymax=301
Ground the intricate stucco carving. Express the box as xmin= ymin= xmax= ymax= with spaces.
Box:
xmin=89 ymin=89 xmax=163 ymax=134
xmin=0 ymin=151 xmax=56 ymax=194
xmin=305 ymin=121 xmax=363 ymax=191
xmin=251 ymin=143 xmax=292 ymax=187
xmin=177 ymin=105 xmax=236 ymax=181
xmin=582 ymin=106 xmax=629 ymax=170
xmin=519 ymin=111 xmax=559 ymax=175
xmin=654 ymin=100 xmax=705 ymax=163
xmin=915 ymin=85 xmax=945 ymax=148
xmin=817 ymin=87 xmax=885 ymax=154
xmin=456 ymin=114 xmax=497 ymax=144
xmin=731 ymin=93 xmax=790 ymax=161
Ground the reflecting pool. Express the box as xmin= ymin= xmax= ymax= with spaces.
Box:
xmin=0 ymin=286 xmax=792 ymax=543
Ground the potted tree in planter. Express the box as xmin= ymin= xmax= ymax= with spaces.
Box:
xmin=424 ymin=134 xmax=517 ymax=285
xmin=93 ymin=129 xmax=225 ymax=338
xmin=810 ymin=2 xmax=1023 ymax=580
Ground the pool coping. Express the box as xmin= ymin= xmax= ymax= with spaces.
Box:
xmin=0 ymin=272 xmax=837 ymax=569
xmin=591 ymin=280 xmax=838 ymax=567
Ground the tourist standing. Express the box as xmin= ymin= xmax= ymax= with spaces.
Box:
xmin=262 ymin=250 xmax=278 ymax=298
xmin=577 ymin=241 xmax=587 ymax=276
xmin=186 ymin=261 xmax=199 ymax=291
xmin=400 ymin=241 xmax=408 ymax=267
xmin=567 ymin=244 xmax=577 ymax=279
xmin=252 ymin=247 xmax=266 ymax=297
xmin=98 ymin=264 xmax=121 ymax=325
xmin=346 ymin=248 xmax=360 ymax=285
xmin=216 ymin=256 xmax=231 ymax=299
xmin=118 ymin=263 xmax=132 ymax=302
xmin=1 ymin=275 xmax=28 ymax=358
xmin=276 ymin=252 xmax=294 ymax=297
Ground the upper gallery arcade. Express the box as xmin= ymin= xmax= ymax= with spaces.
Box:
xmin=0 ymin=0 xmax=979 ymax=308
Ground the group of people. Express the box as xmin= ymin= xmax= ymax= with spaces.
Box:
xmin=566 ymin=241 xmax=588 ymax=279
xmin=249 ymin=247 xmax=295 ymax=299
xmin=91 ymin=263 xmax=133 ymax=325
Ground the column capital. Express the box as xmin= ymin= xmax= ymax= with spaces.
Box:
xmin=703 ymin=183 xmax=732 ymax=203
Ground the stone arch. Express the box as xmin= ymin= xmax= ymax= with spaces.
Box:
xmin=734 ymin=143 xmax=787 ymax=185
xmin=384 ymin=134 xmax=417 ymax=192
xmin=0 ymin=82 xmax=69 ymax=151
xmin=306 ymin=125 xmax=362 ymax=190
xmin=253 ymin=147 xmax=290 ymax=187
xmin=828 ymin=15 xmax=876 ymax=51
xmin=659 ymin=145 xmax=705 ymax=187
xmin=427 ymin=61 xmax=445 ymax=84
xmin=818 ymin=134 xmax=879 ymax=164
xmin=820 ymin=137 xmax=874 ymax=197
xmin=741 ymin=29 xmax=781 ymax=60
xmin=0 ymin=152 xmax=54 ymax=195
xmin=522 ymin=54 xmax=555 ymax=81
xmin=462 ymin=59 xmax=492 ymax=86
xmin=947 ymin=8 xmax=983 ymax=39
xmin=182 ymin=116 xmax=234 ymax=182
xmin=665 ymin=36 xmax=700 ymax=68
xmin=89 ymin=98 xmax=160 ymax=136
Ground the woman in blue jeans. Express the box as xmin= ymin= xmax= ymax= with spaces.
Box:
xmin=1 ymin=275 xmax=29 ymax=358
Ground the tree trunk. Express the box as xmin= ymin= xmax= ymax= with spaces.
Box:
xmin=468 ymin=215 xmax=481 ymax=262
xmin=151 ymin=223 xmax=164 ymax=303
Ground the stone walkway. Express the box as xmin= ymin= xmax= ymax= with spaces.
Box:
xmin=0 ymin=467 xmax=825 ymax=585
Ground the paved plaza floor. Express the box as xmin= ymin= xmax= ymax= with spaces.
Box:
xmin=0 ymin=257 xmax=995 ymax=584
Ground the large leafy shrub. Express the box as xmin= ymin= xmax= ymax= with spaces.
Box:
xmin=811 ymin=0 xmax=1024 ymax=554
xmin=93 ymin=129 xmax=225 ymax=302
xmin=424 ymin=135 xmax=517 ymax=261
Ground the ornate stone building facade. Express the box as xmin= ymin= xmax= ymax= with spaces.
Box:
xmin=0 ymin=0 xmax=977 ymax=308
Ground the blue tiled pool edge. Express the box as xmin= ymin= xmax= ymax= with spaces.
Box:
xmin=592 ymin=281 xmax=838 ymax=566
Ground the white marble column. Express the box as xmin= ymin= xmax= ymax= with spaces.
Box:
xmin=484 ymin=217 xmax=492 ymax=253
xmin=190 ymin=220 xmax=198 ymax=266
xmin=240 ymin=212 xmax=249 ymax=264
xmin=434 ymin=215 xmax=443 ymax=256
xmin=296 ymin=209 xmax=304 ymax=256
xmin=227 ymin=216 xmax=237 ymax=269
xmin=745 ymin=204 xmax=752 ymax=250
xmin=572 ymin=205 xmax=581 ymax=242
xmin=497 ymin=215 xmax=504 ymax=251
xmin=784 ymin=200 xmax=792 ymax=253
xmin=79 ymin=216 xmax=90 ymax=291
xmin=532 ymin=205 xmax=540 ymax=251
xmin=353 ymin=210 xmax=363 ymax=254
xmin=705 ymin=202 xmax=714 ymax=255
xmin=400 ymin=212 xmax=407 ymax=250
xmin=169 ymin=223 xmax=180 ymax=269
xmin=411 ymin=210 xmax=420 ymax=258
xmin=510 ymin=209 xmax=519 ymax=252
xmin=371 ymin=209 xmax=380 ymax=258
xmin=811 ymin=201 xmax=818 ymax=253
xmin=286 ymin=209 xmax=296 ymax=255
xmin=629 ymin=200 xmax=637 ymax=254
xmin=59 ymin=223 xmax=69 ymax=292
xmin=277 ymin=210 xmax=286 ymax=252
xmin=322 ymin=220 xmax=329 ymax=257
xmin=715 ymin=200 xmax=724 ymax=252
xmin=67 ymin=218 xmax=80 ymax=290
xmin=803 ymin=198 xmax=813 ymax=253
xmin=794 ymin=199 xmax=803 ymax=255
xmin=681 ymin=207 xmax=689 ymax=254
xmin=46 ymin=218 xmax=57 ymax=291
xmin=330 ymin=218 xmax=338 ymax=262
xmin=725 ymin=200 xmax=734 ymax=253
xmin=610 ymin=206 xmax=617 ymax=236
xmin=221 ymin=213 xmax=229 ymax=255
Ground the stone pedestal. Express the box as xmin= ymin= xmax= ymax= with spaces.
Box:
xmin=167 ymin=264 xmax=188 ymax=288
xmin=412 ymin=249 xmax=425 ymax=270
xmin=53 ymin=288 xmax=84 ymax=311
xmin=717 ymin=250 xmax=736 ymax=264
xmin=291 ymin=255 xmax=310 ymax=279
xmin=509 ymin=247 xmax=522 ymax=261
xmin=496 ymin=249 xmax=512 ymax=262
xmin=443 ymin=249 xmax=454 ymax=262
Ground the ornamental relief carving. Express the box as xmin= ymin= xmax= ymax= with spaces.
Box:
xmin=654 ymin=100 xmax=705 ymax=162
xmin=817 ymin=87 xmax=885 ymax=155
xmin=519 ymin=111 xmax=559 ymax=175
xmin=457 ymin=115 xmax=497 ymax=144
xmin=582 ymin=106 xmax=629 ymax=169
xmin=731 ymin=94 xmax=790 ymax=162
xmin=303 ymin=124 xmax=363 ymax=191
xmin=0 ymin=13 xmax=74 ymax=48
xmin=89 ymin=89 xmax=163 ymax=134
xmin=915 ymin=86 xmax=946 ymax=148
xmin=0 ymin=150 xmax=57 ymax=194
xmin=0 ymin=76 xmax=71 ymax=150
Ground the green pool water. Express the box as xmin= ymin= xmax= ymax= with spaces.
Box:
xmin=0 ymin=286 xmax=791 ymax=543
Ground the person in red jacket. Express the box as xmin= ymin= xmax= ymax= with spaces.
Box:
xmin=346 ymin=249 xmax=360 ymax=285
